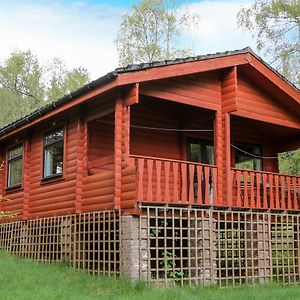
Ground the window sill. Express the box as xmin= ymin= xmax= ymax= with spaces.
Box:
xmin=40 ymin=174 xmax=64 ymax=185
xmin=5 ymin=185 xmax=23 ymax=194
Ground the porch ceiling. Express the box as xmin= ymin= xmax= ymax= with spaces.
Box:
xmin=231 ymin=115 xmax=300 ymax=140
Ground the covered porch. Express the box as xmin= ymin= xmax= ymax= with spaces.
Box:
xmin=229 ymin=115 xmax=300 ymax=210
xmin=83 ymin=92 xmax=299 ymax=212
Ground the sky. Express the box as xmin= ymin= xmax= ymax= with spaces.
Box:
xmin=0 ymin=0 xmax=256 ymax=80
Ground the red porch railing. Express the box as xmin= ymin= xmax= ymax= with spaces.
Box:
xmin=130 ymin=155 xmax=218 ymax=206
xmin=231 ymin=168 xmax=300 ymax=210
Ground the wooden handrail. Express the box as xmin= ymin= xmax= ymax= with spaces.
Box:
xmin=130 ymin=154 xmax=217 ymax=168
xmin=231 ymin=167 xmax=300 ymax=178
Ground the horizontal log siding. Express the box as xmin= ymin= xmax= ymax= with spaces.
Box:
xmin=81 ymin=171 xmax=114 ymax=212
xmin=88 ymin=114 xmax=114 ymax=174
xmin=140 ymin=72 xmax=221 ymax=111
xmin=27 ymin=117 xmax=78 ymax=218
xmin=121 ymin=165 xmax=136 ymax=209
xmin=236 ymin=75 xmax=300 ymax=128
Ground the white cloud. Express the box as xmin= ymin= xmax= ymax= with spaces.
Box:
xmin=0 ymin=1 xmax=125 ymax=79
xmin=181 ymin=0 xmax=256 ymax=55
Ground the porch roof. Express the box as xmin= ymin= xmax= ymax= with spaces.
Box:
xmin=0 ymin=47 xmax=299 ymax=141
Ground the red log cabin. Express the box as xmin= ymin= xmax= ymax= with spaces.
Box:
xmin=0 ymin=48 xmax=299 ymax=221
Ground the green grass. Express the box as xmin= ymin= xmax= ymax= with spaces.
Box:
xmin=0 ymin=251 xmax=299 ymax=300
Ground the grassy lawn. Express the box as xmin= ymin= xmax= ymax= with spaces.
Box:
xmin=0 ymin=250 xmax=299 ymax=300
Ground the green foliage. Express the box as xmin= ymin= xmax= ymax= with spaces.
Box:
xmin=237 ymin=0 xmax=300 ymax=86
xmin=115 ymin=0 xmax=200 ymax=66
xmin=0 ymin=50 xmax=90 ymax=128
xmin=279 ymin=150 xmax=300 ymax=175
xmin=160 ymin=250 xmax=184 ymax=279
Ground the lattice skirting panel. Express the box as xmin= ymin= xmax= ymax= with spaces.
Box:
xmin=0 ymin=207 xmax=300 ymax=286
xmin=0 ymin=211 xmax=121 ymax=276
xmin=139 ymin=206 xmax=300 ymax=286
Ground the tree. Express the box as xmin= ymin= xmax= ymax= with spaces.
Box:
xmin=115 ymin=0 xmax=200 ymax=66
xmin=0 ymin=50 xmax=90 ymax=128
xmin=279 ymin=150 xmax=300 ymax=175
xmin=237 ymin=0 xmax=300 ymax=86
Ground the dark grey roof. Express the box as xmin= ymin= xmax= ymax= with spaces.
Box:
xmin=0 ymin=47 xmax=298 ymax=138
xmin=115 ymin=47 xmax=254 ymax=73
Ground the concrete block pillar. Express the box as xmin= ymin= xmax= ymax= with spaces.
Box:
xmin=246 ymin=215 xmax=271 ymax=282
xmin=121 ymin=215 xmax=150 ymax=281
xmin=190 ymin=216 xmax=217 ymax=285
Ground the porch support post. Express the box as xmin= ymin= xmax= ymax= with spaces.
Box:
xmin=220 ymin=67 xmax=237 ymax=206
xmin=122 ymin=105 xmax=131 ymax=164
xmin=75 ymin=112 xmax=86 ymax=214
xmin=114 ymin=96 xmax=123 ymax=209
xmin=214 ymin=111 xmax=223 ymax=206
xmin=22 ymin=134 xmax=31 ymax=220
xmin=224 ymin=113 xmax=232 ymax=206
xmin=0 ymin=148 xmax=4 ymax=212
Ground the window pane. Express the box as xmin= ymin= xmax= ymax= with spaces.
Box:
xmin=44 ymin=129 xmax=64 ymax=146
xmin=205 ymin=145 xmax=214 ymax=165
xmin=44 ymin=142 xmax=63 ymax=177
xmin=8 ymin=158 xmax=22 ymax=187
xmin=189 ymin=143 xmax=201 ymax=162
xmin=8 ymin=145 xmax=23 ymax=159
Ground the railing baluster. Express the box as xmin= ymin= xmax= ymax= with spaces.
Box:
xmin=274 ymin=175 xmax=280 ymax=209
xmin=196 ymin=165 xmax=203 ymax=205
xmin=286 ymin=176 xmax=291 ymax=210
xmin=236 ymin=170 xmax=241 ymax=207
xmin=173 ymin=162 xmax=179 ymax=203
xmin=292 ymin=177 xmax=298 ymax=210
xmin=147 ymin=159 xmax=153 ymax=202
xmin=212 ymin=167 xmax=218 ymax=206
xmin=250 ymin=171 xmax=255 ymax=208
xmin=164 ymin=161 xmax=170 ymax=203
xmin=227 ymin=169 xmax=233 ymax=207
xmin=155 ymin=160 xmax=162 ymax=202
xmin=137 ymin=158 xmax=144 ymax=201
xmin=181 ymin=163 xmax=188 ymax=203
xmin=269 ymin=174 xmax=274 ymax=209
xmin=242 ymin=171 xmax=249 ymax=207
xmin=262 ymin=173 xmax=268 ymax=209
xmin=204 ymin=166 xmax=210 ymax=205
xmin=256 ymin=173 xmax=261 ymax=208
xmin=188 ymin=164 xmax=195 ymax=205
xmin=280 ymin=176 xmax=285 ymax=210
